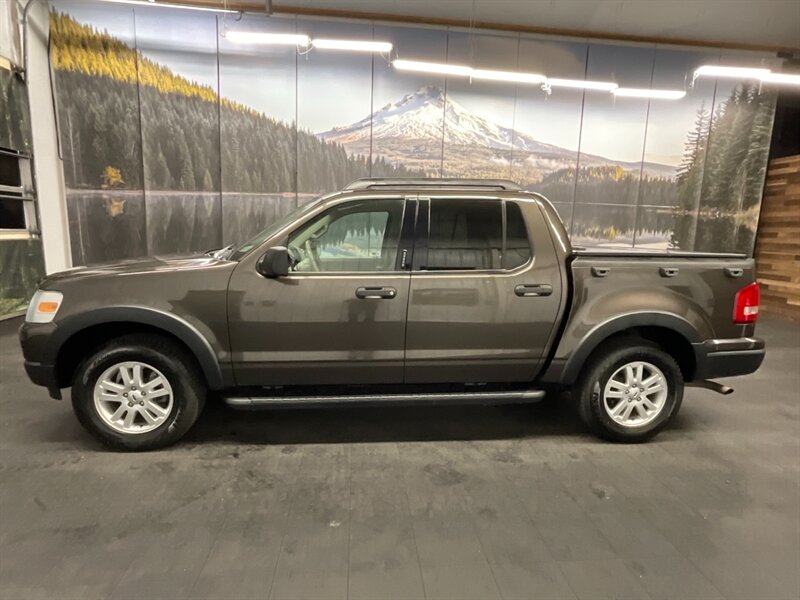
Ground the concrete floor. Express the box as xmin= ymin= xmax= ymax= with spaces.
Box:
xmin=0 ymin=316 xmax=798 ymax=600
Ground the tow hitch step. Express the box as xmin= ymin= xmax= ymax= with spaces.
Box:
xmin=224 ymin=389 xmax=545 ymax=409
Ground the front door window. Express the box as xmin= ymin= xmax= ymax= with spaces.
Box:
xmin=288 ymin=199 xmax=404 ymax=272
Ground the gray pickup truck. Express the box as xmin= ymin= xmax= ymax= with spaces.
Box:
xmin=19 ymin=179 xmax=765 ymax=450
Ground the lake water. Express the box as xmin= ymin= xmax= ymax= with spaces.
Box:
xmin=66 ymin=190 xmax=309 ymax=265
xmin=66 ymin=189 xmax=754 ymax=265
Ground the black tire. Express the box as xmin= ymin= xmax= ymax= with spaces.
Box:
xmin=575 ymin=338 xmax=683 ymax=443
xmin=71 ymin=333 xmax=206 ymax=451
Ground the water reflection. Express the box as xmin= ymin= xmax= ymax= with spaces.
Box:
xmin=66 ymin=189 xmax=759 ymax=265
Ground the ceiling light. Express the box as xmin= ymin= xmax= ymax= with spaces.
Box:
xmin=471 ymin=69 xmax=547 ymax=84
xmin=694 ymin=65 xmax=770 ymax=80
xmin=99 ymin=0 xmax=239 ymax=12
xmin=546 ymin=78 xmax=618 ymax=91
xmin=392 ymin=59 xmax=472 ymax=77
xmin=613 ymin=88 xmax=687 ymax=99
xmin=760 ymin=72 xmax=800 ymax=86
xmin=225 ymin=31 xmax=310 ymax=46
xmin=312 ymin=39 xmax=393 ymax=53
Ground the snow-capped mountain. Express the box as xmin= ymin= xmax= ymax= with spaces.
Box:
xmin=321 ymin=85 xmax=564 ymax=154
xmin=318 ymin=85 xmax=675 ymax=180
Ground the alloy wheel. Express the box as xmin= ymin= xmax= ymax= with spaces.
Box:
xmin=93 ymin=361 xmax=174 ymax=434
xmin=602 ymin=360 xmax=668 ymax=427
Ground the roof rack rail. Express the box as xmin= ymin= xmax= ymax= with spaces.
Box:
xmin=344 ymin=178 xmax=522 ymax=192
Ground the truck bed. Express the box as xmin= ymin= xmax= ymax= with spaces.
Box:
xmin=564 ymin=251 xmax=756 ymax=345
xmin=573 ymin=247 xmax=747 ymax=260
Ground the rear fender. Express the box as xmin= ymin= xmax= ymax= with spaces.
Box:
xmin=545 ymin=312 xmax=703 ymax=385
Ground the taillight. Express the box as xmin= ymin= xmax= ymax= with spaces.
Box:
xmin=733 ymin=282 xmax=760 ymax=324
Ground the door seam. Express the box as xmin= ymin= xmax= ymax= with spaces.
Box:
xmin=401 ymin=195 xmax=419 ymax=384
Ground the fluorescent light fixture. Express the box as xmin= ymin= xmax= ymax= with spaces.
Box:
xmin=225 ymin=31 xmax=310 ymax=46
xmin=761 ymin=72 xmax=800 ymax=86
xmin=546 ymin=78 xmax=618 ymax=91
xmin=392 ymin=59 xmax=472 ymax=77
xmin=613 ymin=87 xmax=687 ymax=100
xmin=694 ymin=65 xmax=770 ymax=80
xmin=471 ymin=69 xmax=546 ymax=84
xmin=99 ymin=0 xmax=239 ymax=12
xmin=312 ymin=39 xmax=393 ymax=53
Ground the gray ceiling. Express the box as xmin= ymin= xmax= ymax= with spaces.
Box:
xmin=258 ymin=0 xmax=800 ymax=50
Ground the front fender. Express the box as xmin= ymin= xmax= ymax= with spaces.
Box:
xmin=48 ymin=306 xmax=225 ymax=390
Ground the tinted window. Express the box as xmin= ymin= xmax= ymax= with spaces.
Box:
xmin=0 ymin=198 xmax=26 ymax=229
xmin=504 ymin=201 xmax=532 ymax=269
xmin=288 ymin=199 xmax=404 ymax=272
xmin=427 ymin=200 xmax=502 ymax=270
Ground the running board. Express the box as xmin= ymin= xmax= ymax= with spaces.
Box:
xmin=224 ymin=389 xmax=546 ymax=410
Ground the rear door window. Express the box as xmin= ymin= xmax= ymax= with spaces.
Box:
xmin=427 ymin=200 xmax=502 ymax=270
xmin=504 ymin=201 xmax=532 ymax=269
xmin=424 ymin=199 xmax=531 ymax=271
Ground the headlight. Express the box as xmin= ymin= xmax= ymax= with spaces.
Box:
xmin=25 ymin=290 xmax=64 ymax=324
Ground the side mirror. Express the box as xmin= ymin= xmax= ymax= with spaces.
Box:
xmin=256 ymin=246 xmax=291 ymax=278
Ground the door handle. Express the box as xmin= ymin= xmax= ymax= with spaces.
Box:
xmin=355 ymin=286 xmax=397 ymax=299
xmin=515 ymin=284 xmax=553 ymax=297
xmin=659 ymin=267 xmax=679 ymax=278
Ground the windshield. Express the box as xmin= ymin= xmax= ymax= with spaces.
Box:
xmin=228 ymin=194 xmax=330 ymax=261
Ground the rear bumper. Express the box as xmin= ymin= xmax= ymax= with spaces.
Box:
xmin=692 ymin=337 xmax=765 ymax=380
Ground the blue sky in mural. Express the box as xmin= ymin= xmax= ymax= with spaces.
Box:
xmin=53 ymin=1 xmax=135 ymax=41
xmin=297 ymin=19 xmax=374 ymax=134
xmin=218 ymin=14 xmax=297 ymax=125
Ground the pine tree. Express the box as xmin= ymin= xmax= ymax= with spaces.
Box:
xmin=152 ymin=146 xmax=169 ymax=189
xmin=676 ymin=102 xmax=710 ymax=188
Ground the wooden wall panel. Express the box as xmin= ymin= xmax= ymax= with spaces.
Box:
xmin=755 ymin=155 xmax=800 ymax=322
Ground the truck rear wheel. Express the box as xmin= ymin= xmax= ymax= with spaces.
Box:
xmin=71 ymin=334 xmax=205 ymax=451
xmin=576 ymin=339 xmax=683 ymax=442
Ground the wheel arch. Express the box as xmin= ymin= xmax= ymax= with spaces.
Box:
xmin=50 ymin=307 xmax=225 ymax=390
xmin=555 ymin=312 xmax=702 ymax=385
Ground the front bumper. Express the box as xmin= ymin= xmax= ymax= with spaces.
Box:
xmin=24 ymin=361 xmax=61 ymax=398
xmin=19 ymin=321 xmax=62 ymax=399
xmin=692 ymin=337 xmax=765 ymax=380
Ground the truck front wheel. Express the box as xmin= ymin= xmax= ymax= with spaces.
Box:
xmin=71 ymin=333 xmax=205 ymax=451
xmin=576 ymin=339 xmax=683 ymax=442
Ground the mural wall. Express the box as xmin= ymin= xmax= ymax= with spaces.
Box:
xmin=50 ymin=1 xmax=780 ymax=265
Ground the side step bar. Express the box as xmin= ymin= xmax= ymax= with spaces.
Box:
xmin=225 ymin=389 xmax=546 ymax=410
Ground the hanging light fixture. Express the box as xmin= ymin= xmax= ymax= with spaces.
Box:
xmin=545 ymin=78 xmax=618 ymax=92
xmin=760 ymin=72 xmax=800 ymax=86
xmin=392 ymin=59 xmax=472 ymax=76
xmin=99 ymin=0 xmax=239 ymax=13
xmin=224 ymin=31 xmax=310 ymax=46
xmin=311 ymin=39 xmax=393 ymax=53
xmin=693 ymin=65 xmax=771 ymax=80
xmin=613 ymin=88 xmax=687 ymax=100
xmin=471 ymin=69 xmax=547 ymax=85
